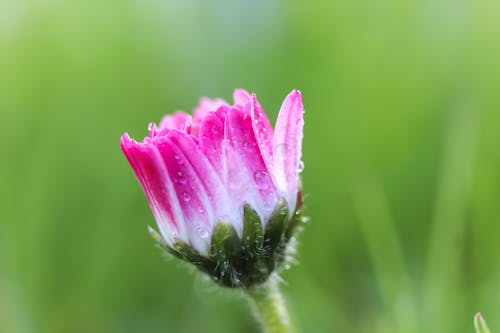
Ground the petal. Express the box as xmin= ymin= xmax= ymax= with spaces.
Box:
xmin=153 ymin=135 xmax=216 ymax=254
xmin=199 ymin=107 xmax=258 ymax=215
xmin=226 ymin=106 xmax=279 ymax=216
xmin=272 ymin=90 xmax=304 ymax=211
xmin=191 ymin=97 xmax=229 ymax=138
xmin=250 ymin=93 xmax=274 ymax=167
xmin=199 ymin=109 xmax=226 ymax=173
xmin=233 ymin=89 xmax=251 ymax=105
xmin=120 ymin=134 xmax=187 ymax=246
xmin=159 ymin=111 xmax=192 ymax=133
xmin=167 ymin=130 xmax=241 ymax=233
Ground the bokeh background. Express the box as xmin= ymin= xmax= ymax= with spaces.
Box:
xmin=1 ymin=0 xmax=499 ymax=332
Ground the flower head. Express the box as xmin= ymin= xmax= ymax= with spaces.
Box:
xmin=121 ymin=89 xmax=305 ymax=287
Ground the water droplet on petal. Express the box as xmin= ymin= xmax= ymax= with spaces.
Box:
xmin=182 ymin=192 xmax=191 ymax=202
xmin=196 ymin=227 xmax=209 ymax=239
xmin=254 ymin=170 xmax=270 ymax=190
xmin=176 ymin=171 xmax=187 ymax=184
xmin=243 ymin=141 xmax=251 ymax=151
xmin=174 ymin=155 xmax=184 ymax=165
xmin=297 ymin=161 xmax=305 ymax=173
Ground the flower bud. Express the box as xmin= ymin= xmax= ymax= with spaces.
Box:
xmin=121 ymin=89 xmax=306 ymax=287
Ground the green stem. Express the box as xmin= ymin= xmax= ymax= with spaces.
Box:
xmin=245 ymin=277 xmax=295 ymax=333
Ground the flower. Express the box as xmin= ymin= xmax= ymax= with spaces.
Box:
xmin=120 ymin=89 xmax=305 ymax=287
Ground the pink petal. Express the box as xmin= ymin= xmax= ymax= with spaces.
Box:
xmin=120 ymin=134 xmax=186 ymax=245
xmin=272 ymin=90 xmax=304 ymax=211
xmin=250 ymin=94 xmax=274 ymax=167
xmin=191 ymin=97 xmax=229 ymax=138
xmin=167 ymin=130 xmax=241 ymax=232
xmin=159 ymin=111 xmax=192 ymax=133
xmin=198 ymin=107 xmax=256 ymax=212
xmin=199 ymin=108 xmax=226 ymax=173
xmin=226 ymin=106 xmax=279 ymax=215
xmin=153 ymin=135 xmax=216 ymax=254
xmin=233 ymin=89 xmax=251 ymax=105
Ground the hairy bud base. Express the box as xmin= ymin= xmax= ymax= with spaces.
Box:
xmin=150 ymin=197 xmax=305 ymax=288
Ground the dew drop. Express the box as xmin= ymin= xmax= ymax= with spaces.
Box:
xmin=297 ymin=160 xmax=305 ymax=173
xmin=174 ymin=155 xmax=184 ymax=165
xmin=284 ymin=264 xmax=291 ymax=270
xmin=301 ymin=216 xmax=310 ymax=224
xmin=254 ymin=170 xmax=270 ymax=190
xmin=243 ymin=141 xmax=252 ymax=150
xmin=182 ymin=192 xmax=191 ymax=202
xmin=176 ymin=171 xmax=187 ymax=184
xmin=196 ymin=227 xmax=209 ymax=239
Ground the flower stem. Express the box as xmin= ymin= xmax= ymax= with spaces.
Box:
xmin=245 ymin=277 xmax=295 ymax=333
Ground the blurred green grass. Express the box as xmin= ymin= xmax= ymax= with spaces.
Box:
xmin=1 ymin=0 xmax=500 ymax=332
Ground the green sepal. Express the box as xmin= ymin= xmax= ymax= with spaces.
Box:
xmin=264 ymin=198 xmax=289 ymax=253
xmin=242 ymin=204 xmax=264 ymax=257
xmin=173 ymin=239 xmax=216 ymax=275
xmin=148 ymin=226 xmax=182 ymax=259
xmin=148 ymin=226 xmax=216 ymax=274
xmin=210 ymin=222 xmax=242 ymax=261
xmin=284 ymin=191 xmax=305 ymax=241
xmin=207 ymin=222 xmax=243 ymax=285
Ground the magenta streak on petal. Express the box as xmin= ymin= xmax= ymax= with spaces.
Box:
xmin=226 ymin=106 xmax=279 ymax=214
xmin=272 ymin=90 xmax=304 ymax=212
xmin=168 ymin=130 xmax=241 ymax=233
xmin=159 ymin=111 xmax=192 ymax=133
xmin=153 ymin=136 xmax=215 ymax=254
xmin=250 ymin=94 xmax=274 ymax=167
xmin=120 ymin=134 xmax=186 ymax=244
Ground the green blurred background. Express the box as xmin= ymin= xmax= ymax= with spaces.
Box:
xmin=1 ymin=0 xmax=499 ymax=332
